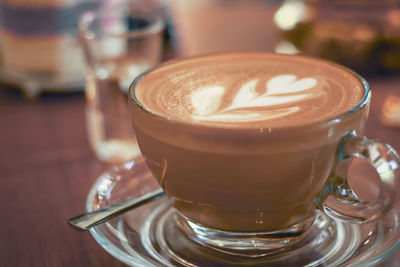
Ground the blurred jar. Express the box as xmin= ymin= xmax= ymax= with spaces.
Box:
xmin=0 ymin=0 xmax=97 ymax=98
xmin=169 ymin=0 xmax=282 ymax=56
xmin=274 ymin=0 xmax=400 ymax=76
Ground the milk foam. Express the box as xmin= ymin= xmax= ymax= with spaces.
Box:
xmin=191 ymin=75 xmax=319 ymax=122
xmin=134 ymin=53 xmax=364 ymax=128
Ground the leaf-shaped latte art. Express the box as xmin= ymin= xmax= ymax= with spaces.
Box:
xmin=238 ymin=94 xmax=313 ymax=109
xmin=192 ymin=107 xmax=300 ymax=122
xmin=230 ymin=79 xmax=258 ymax=109
xmin=191 ymin=74 xmax=319 ymax=123
xmin=191 ymin=86 xmax=225 ymax=117
xmin=266 ymin=74 xmax=317 ymax=95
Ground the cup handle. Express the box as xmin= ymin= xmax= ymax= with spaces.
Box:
xmin=316 ymin=131 xmax=400 ymax=223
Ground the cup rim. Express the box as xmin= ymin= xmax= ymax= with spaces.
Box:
xmin=128 ymin=52 xmax=371 ymax=131
xmin=78 ymin=10 xmax=164 ymax=40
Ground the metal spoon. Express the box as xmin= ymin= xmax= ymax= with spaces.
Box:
xmin=68 ymin=188 xmax=165 ymax=231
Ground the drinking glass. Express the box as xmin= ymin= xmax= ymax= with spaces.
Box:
xmin=0 ymin=0 xmax=97 ymax=98
xmin=79 ymin=0 xmax=164 ymax=163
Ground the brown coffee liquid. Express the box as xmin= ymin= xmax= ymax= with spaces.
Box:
xmin=135 ymin=53 xmax=364 ymax=128
xmin=131 ymin=53 xmax=368 ymax=231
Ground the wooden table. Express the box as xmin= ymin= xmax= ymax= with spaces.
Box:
xmin=1 ymin=76 xmax=400 ymax=266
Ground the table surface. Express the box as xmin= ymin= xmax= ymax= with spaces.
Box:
xmin=1 ymin=75 xmax=400 ymax=266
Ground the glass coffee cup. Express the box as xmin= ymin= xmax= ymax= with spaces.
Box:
xmin=128 ymin=53 xmax=400 ymax=260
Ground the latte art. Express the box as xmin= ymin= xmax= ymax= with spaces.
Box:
xmin=191 ymin=74 xmax=321 ymax=122
xmin=134 ymin=53 xmax=364 ymax=128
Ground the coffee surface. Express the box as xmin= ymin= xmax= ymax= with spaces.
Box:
xmin=134 ymin=53 xmax=365 ymax=128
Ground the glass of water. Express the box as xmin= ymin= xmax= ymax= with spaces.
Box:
xmin=79 ymin=0 xmax=164 ymax=163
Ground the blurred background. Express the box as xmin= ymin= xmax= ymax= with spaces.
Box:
xmin=1 ymin=0 xmax=399 ymax=95
xmin=1 ymin=0 xmax=400 ymax=266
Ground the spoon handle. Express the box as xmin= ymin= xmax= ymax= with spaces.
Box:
xmin=68 ymin=188 xmax=165 ymax=231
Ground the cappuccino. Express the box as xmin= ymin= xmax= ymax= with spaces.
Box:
xmin=130 ymin=53 xmax=368 ymax=231
xmin=135 ymin=53 xmax=364 ymax=128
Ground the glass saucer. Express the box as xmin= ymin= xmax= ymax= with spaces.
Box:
xmin=85 ymin=159 xmax=400 ymax=267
